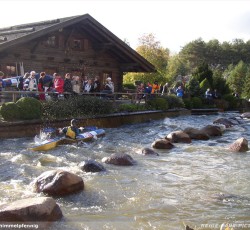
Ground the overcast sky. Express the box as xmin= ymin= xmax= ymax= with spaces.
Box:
xmin=1 ymin=0 xmax=250 ymax=53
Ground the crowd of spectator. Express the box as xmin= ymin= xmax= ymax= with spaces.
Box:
xmin=14 ymin=71 xmax=114 ymax=101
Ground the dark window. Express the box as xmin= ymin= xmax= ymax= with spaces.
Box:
xmin=73 ymin=39 xmax=81 ymax=50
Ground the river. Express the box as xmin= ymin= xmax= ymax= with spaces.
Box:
xmin=0 ymin=112 xmax=250 ymax=230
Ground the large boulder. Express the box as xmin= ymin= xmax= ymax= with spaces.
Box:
xmin=166 ymin=130 xmax=192 ymax=143
xmin=102 ymin=153 xmax=135 ymax=166
xmin=200 ymin=125 xmax=222 ymax=137
xmin=213 ymin=118 xmax=235 ymax=128
xmin=183 ymin=127 xmax=210 ymax=140
xmin=79 ymin=159 xmax=106 ymax=172
xmin=0 ymin=197 xmax=62 ymax=223
xmin=32 ymin=170 xmax=84 ymax=196
xmin=229 ymin=137 xmax=249 ymax=152
xmin=141 ymin=147 xmax=159 ymax=156
xmin=240 ymin=112 xmax=250 ymax=119
xmin=151 ymin=139 xmax=174 ymax=149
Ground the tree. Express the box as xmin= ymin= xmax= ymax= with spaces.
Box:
xmin=185 ymin=76 xmax=200 ymax=97
xmin=179 ymin=38 xmax=206 ymax=69
xmin=124 ymin=33 xmax=170 ymax=85
xmin=212 ymin=68 xmax=230 ymax=95
xmin=166 ymin=54 xmax=190 ymax=84
xmin=226 ymin=60 xmax=248 ymax=96
xmin=192 ymin=62 xmax=213 ymax=87
xmin=242 ymin=69 xmax=250 ymax=99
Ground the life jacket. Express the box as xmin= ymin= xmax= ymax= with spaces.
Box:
xmin=66 ymin=126 xmax=76 ymax=139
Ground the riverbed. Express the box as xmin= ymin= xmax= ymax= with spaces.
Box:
xmin=0 ymin=112 xmax=249 ymax=230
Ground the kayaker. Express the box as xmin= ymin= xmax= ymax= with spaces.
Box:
xmin=58 ymin=119 xmax=84 ymax=139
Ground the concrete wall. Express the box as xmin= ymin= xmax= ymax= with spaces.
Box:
xmin=0 ymin=110 xmax=191 ymax=139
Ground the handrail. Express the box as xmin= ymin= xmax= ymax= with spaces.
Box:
xmin=0 ymin=90 xmax=142 ymax=103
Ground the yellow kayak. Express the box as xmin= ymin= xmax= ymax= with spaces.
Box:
xmin=30 ymin=129 xmax=105 ymax=151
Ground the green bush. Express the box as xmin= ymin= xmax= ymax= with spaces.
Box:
xmin=123 ymin=83 xmax=136 ymax=90
xmin=213 ymin=99 xmax=229 ymax=111
xmin=0 ymin=102 xmax=21 ymax=121
xmin=191 ymin=97 xmax=203 ymax=108
xmin=222 ymin=94 xmax=241 ymax=110
xmin=146 ymin=97 xmax=169 ymax=111
xmin=42 ymin=96 xmax=114 ymax=120
xmin=16 ymin=97 xmax=42 ymax=120
xmin=162 ymin=95 xmax=185 ymax=109
xmin=117 ymin=103 xmax=146 ymax=112
xmin=183 ymin=98 xmax=192 ymax=109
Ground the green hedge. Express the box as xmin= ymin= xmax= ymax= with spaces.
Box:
xmin=16 ymin=97 xmax=42 ymax=120
xmin=0 ymin=97 xmax=42 ymax=121
xmin=0 ymin=102 xmax=21 ymax=121
xmin=146 ymin=97 xmax=169 ymax=111
xmin=42 ymin=96 xmax=114 ymax=120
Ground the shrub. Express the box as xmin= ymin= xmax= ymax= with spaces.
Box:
xmin=213 ymin=99 xmax=229 ymax=111
xmin=123 ymin=83 xmax=136 ymax=90
xmin=162 ymin=95 xmax=185 ymax=109
xmin=146 ymin=97 xmax=169 ymax=111
xmin=118 ymin=104 xmax=138 ymax=112
xmin=191 ymin=97 xmax=203 ymax=108
xmin=42 ymin=96 xmax=114 ymax=120
xmin=16 ymin=97 xmax=42 ymax=120
xmin=117 ymin=103 xmax=146 ymax=112
xmin=222 ymin=94 xmax=241 ymax=110
xmin=183 ymin=98 xmax=192 ymax=109
xmin=0 ymin=102 xmax=21 ymax=121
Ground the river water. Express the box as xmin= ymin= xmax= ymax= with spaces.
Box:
xmin=0 ymin=112 xmax=250 ymax=230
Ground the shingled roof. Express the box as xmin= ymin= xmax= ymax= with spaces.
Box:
xmin=0 ymin=14 xmax=155 ymax=72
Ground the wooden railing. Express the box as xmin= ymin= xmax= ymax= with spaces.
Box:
xmin=0 ymin=90 xmax=141 ymax=104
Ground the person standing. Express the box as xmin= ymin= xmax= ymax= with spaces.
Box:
xmin=23 ymin=71 xmax=38 ymax=98
xmin=151 ymin=81 xmax=160 ymax=94
xmin=84 ymin=79 xmax=94 ymax=93
xmin=72 ymin=76 xmax=81 ymax=95
xmin=136 ymin=82 xmax=145 ymax=104
xmin=176 ymin=86 xmax=184 ymax=98
xmin=93 ymin=76 xmax=101 ymax=93
xmin=38 ymin=72 xmax=46 ymax=101
xmin=63 ymin=73 xmax=73 ymax=99
xmin=0 ymin=71 xmax=6 ymax=103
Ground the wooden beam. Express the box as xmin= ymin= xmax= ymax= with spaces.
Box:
xmin=0 ymin=28 xmax=35 ymax=36
xmin=0 ymin=19 xmax=60 ymax=32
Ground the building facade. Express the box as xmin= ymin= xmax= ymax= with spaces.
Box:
xmin=0 ymin=14 xmax=155 ymax=91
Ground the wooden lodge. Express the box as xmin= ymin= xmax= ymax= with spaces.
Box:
xmin=0 ymin=14 xmax=155 ymax=91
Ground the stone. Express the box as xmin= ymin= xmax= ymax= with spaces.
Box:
xmin=213 ymin=117 xmax=235 ymax=128
xmin=183 ymin=127 xmax=210 ymax=140
xmin=166 ymin=130 xmax=192 ymax=143
xmin=0 ymin=197 xmax=62 ymax=223
xmin=151 ymin=139 xmax=174 ymax=149
xmin=79 ymin=159 xmax=106 ymax=172
xmin=200 ymin=125 xmax=222 ymax=137
xmin=240 ymin=112 xmax=250 ymax=119
xmin=102 ymin=153 xmax=135 ymax=166
xmin=229 ymin=137 xmax=249 ymax=152
xmin=32 ymin=170 xmax=84 ymax=196
xmin=141 ymin=147 xmax=159 ymax=156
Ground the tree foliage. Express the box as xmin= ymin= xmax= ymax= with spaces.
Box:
xmin=124 ymin=33 xmax=170 ymax=85
xmin=226 ymin=60 xmax=248 ymax=95
xmin=192 ymin=62 xmax=213 ymax=87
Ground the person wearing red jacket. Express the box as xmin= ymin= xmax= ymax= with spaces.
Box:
xmin=53 ymin=73 xmax=64 ymax=94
